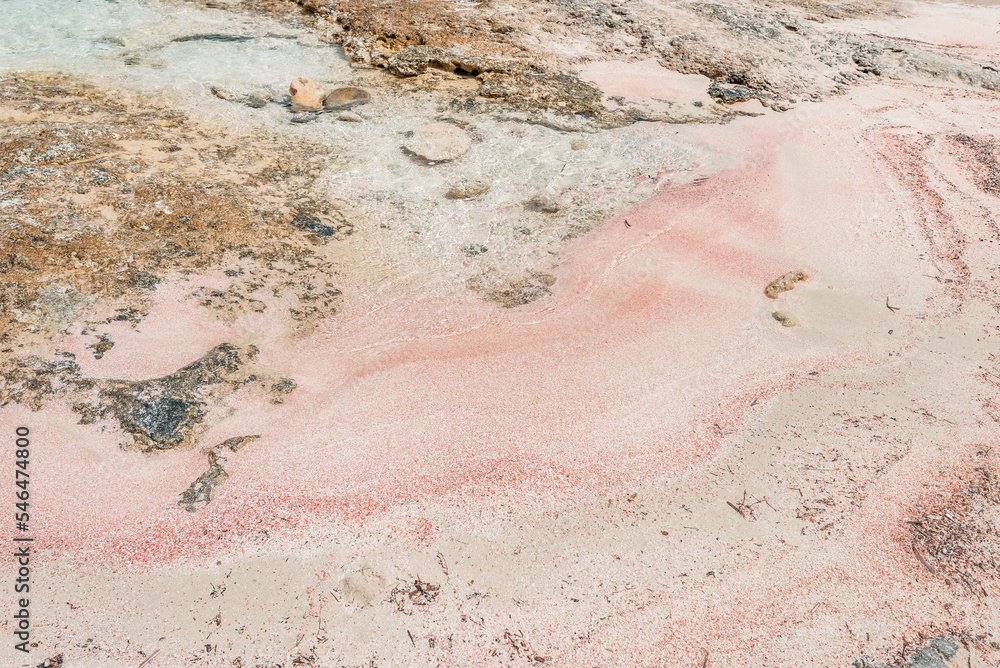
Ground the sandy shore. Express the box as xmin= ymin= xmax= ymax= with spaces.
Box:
xmin=1 ymin=0 xmax=999 ymax=666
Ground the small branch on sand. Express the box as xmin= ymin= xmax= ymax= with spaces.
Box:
xmin=138 ymin=649 xmax=161 ymax=668
xmin=911 ymin=541 xmax=937 ymax=574
xmin=886 ymin=296 xmax=900 ymax=313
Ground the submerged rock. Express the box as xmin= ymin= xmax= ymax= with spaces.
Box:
xmin=403 ymin=123 xmax=471 ymax=162
xmin=323 ymin=86 xmax=371 ymax=109
xmin=291 ymin=111 xmax=319 ymax=123
xmin=462 ymin=243 xmax=488 ymax=256
xmin=172 ymin=34 xmax=254 ymax=43
xmin=446 ymin=177 xmax=492 ymax=199
xmin=210 ymin=85 xmax=271 ymax=108
xmin=337 ymin=110 xmax=363 ymax=122
xmin=764 ymin=270 xmax=807 ymax=298
xmin=526 ymin=194 xmax=561 ymax=213
xmin=289 ymin=77 xmax=325 ymax=111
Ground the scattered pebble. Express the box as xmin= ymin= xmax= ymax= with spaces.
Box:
xmin=446 ymin=177 xmax=492 ymax=199
xmin=403 ymin=122 xmax=472 ymax=162
xmin=289 ymin=77 xmax=325 ymax=112
xmin=571 ymin=139 xmax=588 ymax=150
xmin=526 ymin=194 xmax=561 ymax=213
xmin=764 ymin=270 xmax=807 ymax=298
xmin=463 ymin=243 xmax=488 ymax=256
xmin=772 ymin=311 xmax=799 ymax=327
xmin=291 ymin=112 xmax=319 ymax=123
xmin=338 ymin=111 xmax=363 ymax=122
xmin=324 ymin=87 xmax=372 ymax=109
xmin=244 ymin=96 xmax=266 ymax=109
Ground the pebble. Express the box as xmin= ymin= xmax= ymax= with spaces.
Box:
xmin=324 ymin=87 xmax=372 ymax=109
xmin=463 ymin=243 xmax=488 ymax=256
xmin=289 ymin=77 xmax=325 ymax=112
xmin=403 ymin=123 xmax=472 ymax=162
xmin=291 ymin=112 xmax=319 ymax=123
xmin=244 ymin=96 xmax=266 ymax=109
xmin=772 ymin=311 xmax=799 ymax=327
xmin=445 ymin=177 xmax=492 ymax=199
xmin=571 ymin=139 xmax=588 ymax=150
xmin=764 ymin=270 xmax=807 ymax=298
xmin=526 ymin=194 xmax=561 ymax=213
xmin=338 ymin=111 xmax=363 ymax=122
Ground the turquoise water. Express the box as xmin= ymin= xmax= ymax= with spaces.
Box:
xmin=0 ymin=0 xmax=350 ymax=107
xmin=0 ymin=0 xmax=711 ymax=295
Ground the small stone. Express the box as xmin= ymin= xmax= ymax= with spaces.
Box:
xmin=772 ymin=311 xmax=799 ymax=327
xmin=323 ymin=86 xmax=371 ymax=109
xmin=462 ymin=243 xmax=488 ymax=256
xmin=526 ymin=194 xmax=560 ymax=213
xmin=337 ymin=111 xmax=363 ymax=122
xmin=764 ymin=270 xmax=807 ymax=298
xmin=290 ymin=112 xmax=319 ymax=123
xmin=289 ymin=77 xmax=325 ymax=112
xmin=445 ymin=177 xmax=492 ymax=199
xmin=571 ymin=139 xmax=587 ymax=150
xmin=244 ymin=96 xmax=266 ymax=108
xmin=403 ymin=122 xmax=472 ymax=162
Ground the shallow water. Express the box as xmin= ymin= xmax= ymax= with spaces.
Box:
xmin=0 ymin=0 xmax=350 ymax=102
xmin=1 ymin=0 xmax=712 ymax=303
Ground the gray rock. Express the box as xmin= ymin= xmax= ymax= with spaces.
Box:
xmin=709 ymin=81 xmax=767 ymax=104
xmin=927 ymin=638 xmax=959 ymax=661
xmin=291 ymin=112 xmax=319 ymax=123
xmin=210 ymin=86 xmax=271 ymax=108
xmin=178 ymin=435 xmax=259 ymax=513
xmin=173 ymin=34 xmax=254 ymax=43
xmin=906 ymin=648 xmax=949 ymax=668
xmin=462 ymin=243 xmax=488 ymax=256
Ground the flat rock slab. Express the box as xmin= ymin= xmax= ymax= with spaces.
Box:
xmin=403 ymin=123 xmax=472 ymax=162
xmin=324 ymin=86 xmax=371 ymax=109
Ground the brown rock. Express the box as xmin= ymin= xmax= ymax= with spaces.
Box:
xmin=324 ymin=87 xmax=372 ymax=109
xmin=445 ymin=177 xmax=492 ymax=199
xmin=764 ymin=270 xmax=807 ymax=299
xmin=289 ymin=77 xmax=325 ymax=112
